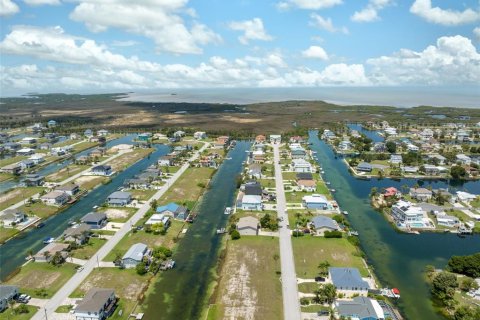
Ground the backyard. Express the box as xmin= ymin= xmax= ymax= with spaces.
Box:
xmin=0 ymin=187 xmax=44 ymax=211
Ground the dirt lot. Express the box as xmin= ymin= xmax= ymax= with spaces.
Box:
xmin=102 ymin=208 xmax=131 ymax=220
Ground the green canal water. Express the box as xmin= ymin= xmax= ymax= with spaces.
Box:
xmin=309 ymin=131 xmax=480 ymax=320
xmin=142 ymin=141 xmax=251 ymax=320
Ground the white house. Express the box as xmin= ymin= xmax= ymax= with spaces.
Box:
xmin=122 ymin=243 xmax=148 ymax=269
xmin=41 ymin=190 xmax=70 ymax=206
xmin=269 ymin=135 xmax=281 ymax=144
xmin=391 ymin=200 xmax=427 ymax=228
xmin=193 ymin=131 xmax=207 ymax=140
xmin=456 ymin=154 xmax=471 ymax=165
xmin=29 ymin=154 xmax=45 ymax=165
xmin=241 ymin=195 xmax=263 ymax=211
xmin=291 ymin=159 xmax=313 ymax=173
xmin=74 ymin=288 xmax=117 ymax=320
xmin=145 ymin=214 xmax=171 ymax=227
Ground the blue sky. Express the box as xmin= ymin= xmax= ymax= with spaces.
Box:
xmin=0 ymin=0 xmax=479 ymax=96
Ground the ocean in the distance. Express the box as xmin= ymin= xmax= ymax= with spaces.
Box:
xmin=120 ymin=86 xmax=479 ymax=108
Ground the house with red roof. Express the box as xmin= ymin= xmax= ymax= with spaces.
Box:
xmin=383 ymin=187 xmax=399 ymax=198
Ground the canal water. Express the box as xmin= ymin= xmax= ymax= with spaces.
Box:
xmin=309 ymin=131 xmax=480 ymax=320
xmin=142 ymin=141 xmax=251 ymax=320
xmin=0 ymin=143 xmax=170 ymax=281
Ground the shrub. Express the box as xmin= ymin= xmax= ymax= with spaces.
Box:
xmin=231 ymin=230 xmax=241 ymax=240
xmin=324 ymin=230 xmax=342 ymax=238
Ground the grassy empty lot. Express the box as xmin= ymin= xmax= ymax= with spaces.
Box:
xmin=129 ymin=189 xmax=157 ymax=202
xmin=0 ymin=156 xmax=27 ymax=168
xmin=53 ymin=139 xmax=82 ymax=148
xmin=70 ymin=238 xmax=107 ymax=259
xmin=104 ymin=220 xmax=184 ymax=261
xmin=0 ymin=305 xmax=38 ymax=320
xmin=0 ymin=227 xmax=20 ymax=244
xmin=258 ymin=178 xmax=275 ymax=188
xmin=72 ymin=141 xmax=98 ymax=152
xmin=74 ymin=176 xmax=108 ymax=190
xmin=6 ymin=262 xmax=77 ymax=298
xmin=211 ymin=236 xmax=282 ymax=320
xmin=19 ymin=202 xmax=59 ymax=219
xmin=292 ymin=236 xmax=368 ymax=278
xmin=46 ymin=164 xmax=89 ymax=182
xmin=0 ymin=172 xmax=13 ymax=182
xmin=98 ymin=207 xmax=137 ymax=223
xmin=0 ymin=187 xmax=44 ymax=211
xmin=108 ymin=148 xmax=154 ymax=171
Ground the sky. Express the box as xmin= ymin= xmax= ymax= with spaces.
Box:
xmin=0 ymin=0 xmax=480 ymax=96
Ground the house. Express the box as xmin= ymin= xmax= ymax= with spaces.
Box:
xmin=244 ymin=181 xmax=262 ymax=196
xmin=456 ymin=191 xmax=477 ymax=203
xmin=0 ymin=209 xmax=26 ymax=227
xmin=322 ymin=130 xmax=336 ymax=140
xmin=291 ymin=159 xmax=313 ymax=173
xmin=373 ymin=142 xmax=386 ymax=152
xmin=389 ymin=154 xmax=403 ymax=165
xmin=427 ymin=154 xmax=446 ymax=165
xmin=74 ymin=288 xmax=117 ymax=320
xmin=291 ymin=147 xmax=307 ymax=159
xmin=255 ymin=135 xmax=266 ymax=143
xmin=97 ymin=129 xmax=109 ymax=136
xmin=62 ymin=223 xmax=92 ymax=244
xmin=84 ymin=129 xmax=93 ymax=137
xmin=29 ymin=154 xmax=45 ymax=165
xmin=391 ymin=200 xmax=426 ymax=228
xmin=296 ymin=172 xmax=313 ymax=181
xmin=384 ymin=127 xmax=397 ymax=136
xmin=252 ymin=150 xmax=265 ymax=163
xmin=20 ymin=137 xmax=37 ymax=145
xmin=81 ymin=212 xmax=108 ymax=229
xmin=248 ymin=163 xmax=262 ymax=179
xmin=156 ymin=203 xmax=189 ymax=220
xmin=335 ymin=296 xmax=385 ymax=320
xmin=237 ymin=216 xmax=259 ymax=236
xmin=20 ymin=159 xmax=36 ymax=170
xmin=339 ymin=140 xmax=352 ymax=151
xmin=297 ymin=179 xmax=316 ymax=192
xmin=145 ymin=214 xmax=171 ymax=227
xmin=47 ymin=120 xmax=57 ymax=127
xmin=193 ymin=131 xmax=207 ymax=140
xmin=70 ymin=133 xmax=80 ymax=140
xmin=289 ymin=136 xmax=305 ymax=144
xmin=158 ymin=155 xmax=175 ymax=167
xmin=89 ymin=148 xmax=106 ymax=158
xmin=106 ymin=191 xmax=132 ymax=207
xmin=0 ymin=285 xmax=19 ymax=312
xmin=383 ymin=187 xmax=398 ymax=198
xmin=303 ymin=194 xmax=329 ymax=210
xmin=0 ymin=163 xmax=22 ymax=175
xmin=122 ymin=243 xmax=148 ymax=269
xmin=23 ymin=173 xmax=45 ymax=186
xmin=241 ymin=195 xmax=263 ymax=211
xmin=269 ymin=134 xmax=281 ymax=144
xmin=17 ymin=148 xmax=35 ymax=156
xmin=56 ymin=183 xmax=80 ymax=196
xmin=356 ymin=162 xmax=372 ymax=173
xmin=456 ymin=154 xmax=471 ymax=165
xmin=409 ymin=188 xmax=433 ymax=201
xmin=329 ymin=267 xmax=370 ymax=296
xmin=406 ymin=143 xmax=419 ymax=152
xmin=33 ymin=242 xmax=70 ymax=262
xmin=41 ymin=190 xmax=70 ymax=206
xmin=310 ymin=216 xmax=339 ymax=235
xmin=420 ymin=128 xmax=434 ymax=140
xmin=215 ymin=136 xmax=230 ymax=148
xmin=173 ymin=131 xmax=185 ymax=138
xmin=91 ymin=165 xmax=112 ymax=176
xmin=402 ymin=166 xmax=418 ymax=174
xmin=3 ymin=142 xmax=21 ymax=152
xmin=75 ymin=155 xmax=90 ymax=165
xmin=124 ymin=178 xmax=150 ymax=190
xmin=436 ymin=215 xmax=459 ymax=227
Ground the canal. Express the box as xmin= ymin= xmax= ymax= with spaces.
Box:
xmin=142 ymin=141 xmax=251 ymax=320
xmin=309 ymin=131 xmax=480 ymax=320
xmin=0 ymin=143 xmax=170 ymax=281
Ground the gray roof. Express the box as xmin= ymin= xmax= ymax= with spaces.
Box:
xmin=296 ymin=172 xmax=313 ymax=180
xmin=81 ymin=212 xmax=107 ymax=224
xmin=337 ymin=296 xmax=383 ymax=319
xmin=357 ymin=162 xmax=372 ymax=169
xmin=311 ymin=216 xmax=338 ymax=230
xmin=75 ymin=288 xmax=114 ymax=313
xmin=56 ymin=183 xmax=79 ymax=192
xmin=108 ymin=191 xmax=131 ymax=200
xmin=329 ymin=267 xmax=369 ymax=290
xmin=63 ymin=223 xmax=91 ymax=238
xmin=122 ymin=243 xmax=147 ymax=262
xmin=245 ymin=184 xmax=262 ymax=196
xmin=92 ymin=165 xmax=111 ymax=171
xmin=0 ymin=285 xmax=18 ymax=300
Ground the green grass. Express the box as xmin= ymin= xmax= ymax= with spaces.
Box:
xmin=129 ymin=189 xmax=157 ymax=202
xmin=163 ymin=166 xmax=180 ymax=174
xmin=98 ymin=207 xmax=137 ymax=223
xmin=0 ymin=173 xmax=13 ymax=182
xmin=19 ymin=202 xmax=59 ymax=219
xmin=205 ymin=304 xmax=223 ymax=320
xmin=471 ymin=198 xmax=480 ymax=209
xmin=0 ymin=305 xmax=39 ymax=320
xmin=300 ymin=305 xmax=329 ymax=313
xmin=0 ymin=156 xmax=27 ymax=168
xmin=0 ymin=187 xmax=44 ymax=211
xmin=6 ymin=262 xmax=78 ymax=298
xmin=104 ymin=220 xmax=184 ymax=261
xmin=69 ymin=238 xmax=107 ymax=259
xmin=46 ymin=164 xmax=89 ymax=182
xmin=285 ymin=190 xmax=310 ymax=203
xmin=72 ymin=141 xmax=98 ymax=152
xmin=282 ymin=172 xmax=297 ymax=180
xmin=74 ymin=176 xmax=108 ymax=190
xmin=0 ymin=227 xmax=19 ymax=244
xmin=55 ymin=305 xmax=74 ymax=313
xmin=258 ymin=178 xmax=275 ymax=188
xmin=298 ymin=282 xmax=320 ymax=293
xmin=53 ymin=139 xmax=81 ymax=147
xmin=292 ymin=236 xmax=368 ymax=278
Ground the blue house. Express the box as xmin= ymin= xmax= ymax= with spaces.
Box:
xmin=302 ymin=194 xmax=329 ymax=210
xmin=156 ymin=203 xmax=189 ymax=221
xmin=47 ymin=120 xmax=57 ymax=127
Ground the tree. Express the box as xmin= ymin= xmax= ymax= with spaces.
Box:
xmin=460 ymin=277 xmax=478 ymax=292
xmin=231 ymin=230 xmax=241 ymax=240
xmin=448 ymin=253 xmax=480 ymax=278
xmin=136 ymin=262 xmax=147 ymax=275
xmin=150 ymin=199 xmax=158 ymax=211
xmin=321 ymin=283 xmax=337 ymax=304
xmin=386 ymin=141 xmax=396 ymax=153
xmin=451 ymin=166 xmax=467 ymax=179
xmin=431 ymin=272 xmax=457 ymax=303
xmin=50 ymin=252 xmax=65 ymax=266
xmin=151 ymin=222 xmax=164 ymax=235
xmin=454 ymin=305 xmax=480 ymax=320
xmin=318 ymin=260 xmax=330 ymax=277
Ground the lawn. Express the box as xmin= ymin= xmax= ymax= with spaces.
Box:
xmin=69 ymin=238 xmax=107 ymax=259
xmin=163 ymin=166 xmax=180 ymax=174
xmin=0 ymin=173 xmax=13 ymax=182
xmin=74 ymin=176 xmax=108 ymax=190
xmin=108 ymin=148 xmax=154 ymax=171
xmin=98 ymin=207 xmax=137 ymax=223
xmin=0 ymin=156 xmax=27 ymax=168
xmin=71 ymin=268 xmax=148 ymax=319
xmin=46 ymin=164 xmax=89 ymax=182
xmin=6 ymin=262 xmax=77 ymax=298
xmin=19 ymin=202 xmax=59 ymax=219
xmin=129 ymin=189 xmax=157 ymax=202
xmin=471 ymin=198 xmax=480 ymax=209
xmin=258 ymin=178 xmax=275 ymax=189
xmin=285 ymin=190 xmax=310 ymax=203
xmin=0 ymin=227 xmax=19 ymax=244
xmin=282 ymin=172 xmax=297 ymax=180
xmin=103 ymin=220 xmax=184 ymax=261
xmin=298 ymin=282 xmax=319 ymax=293
xmin=72 ymin=141 xmax=98 ymax=152
xmin=53 ymin=139 xmax=82 ymax=148
xmin=292 ymin=236 xmax=368 ymax=278
xmin=0 ymin=305 xmax=39 ymax=320
xmin=213 ymin=236 xmax=282 ymax=320
xmin=0 ymin=187 xmax=44 ymax=211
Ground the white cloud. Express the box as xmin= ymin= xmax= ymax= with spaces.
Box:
xmin=229 ymin=18 xmax=273 ymax=45
xmin=368 ymin=35 xmax=480 ymax=85
xmin=410 ymin=0 xmax=480 ymax=26
xmin=283 ymin=64 xmax=369 ymax=86
xmin=0 ymin=0 xmax=19 ymax=16
xmin=474 ymin=27 xmax=480 ymax=40
xmin=23 ymin=0 xmax=61 ymax=5
xmin=351 ymin=0 xmax=392 ymax=23
xmin=69 ymin=0 xmax=221 ymax=54
xmin=310 ymin=13 xmax=348 ymax=34
xmin=277 ymin=0 xmax=343 ymax=10
xmin=111 ymin=40 xmax=138 ymax=47
xmin=302 ymin=45 xmax=328 ymax=60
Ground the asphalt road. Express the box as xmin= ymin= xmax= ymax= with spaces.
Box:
xmin=273 ymin=143 xmax=302 ymax=320
xmin=31 ymin=143 xmax=209 ymax=320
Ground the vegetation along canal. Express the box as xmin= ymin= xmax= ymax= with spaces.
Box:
xmin=309 ymin=131 xmax=480 ymax=320
xmin=0 ymin=143 xmax=170 ymax=280
xmin=142 ymin=141 xmax=251 ymax=320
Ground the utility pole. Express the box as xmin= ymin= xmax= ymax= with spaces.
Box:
xmin=44 ymin=307 xmax=48 ymax=320
xmin=96 ymin=255 xmax=99 ymax=268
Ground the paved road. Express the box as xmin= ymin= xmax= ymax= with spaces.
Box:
xmin=273 ymin=143 xmax=302 ymax=320
xmin=31 ymin=143 xmax=209 ymax=320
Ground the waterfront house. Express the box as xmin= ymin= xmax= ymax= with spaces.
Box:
xmin=0 ymin=209 xmax=26 ymax=227
xmin=252 ymin=150 xmax=265 ymax=163
xmin=33 ymin=242 xmax=69 ymax=262
xmin=244 ymin=181 xmax=263 ymax=196
xmin=389 ymin=154 xmax=403 ymax=165
xmin=291 ymin=159 xmax=313 ymax=173
xmin=383 ymin=187 xmax=399 ymax=198
xmin=289 ymin=136 xmax=305 ymax=144
xmin=97 ymin=129 xmax=109 ymax=136
xmin=373 ymin=142 xmax=386 ymax=152
xmin=402 ymin=166 xmax=418 ymax=174
xmin=41 ymin=190 xmax=70 ymax=206
xmin=23 ymin=173 xmax=45 ymax=186
xmin=356 ymin=162 xmax=373 ymax=173
xmin=158 ymin=155 xmax=175 ymax=167
xmin=215 ymin=136 xmax=230 ymax=148
xmin=91 ymin=165 xmax=112 ymax=176
xmin=75 ymin=155 xmax=90 ymax=165
xmin=456 ymin=191 xmax=477 ymax=203
xmin=17 ymin=148 xmax=35 ymax=156
xmin=322 ymin=130 xmax=336 ymax=140
xmin=56 ymin=183 xmax=80 ymax=196
xmin=339 ymin=140 xmax=353 ymax=151
xmin=436 ymin=215 xmax=459 ymax=227
xmin=427 ymin=154 xmax=446 ymax=165
xmin=20 ymin=159 xmax=35 ymax=170
xmin=456 ymin=154 xmax=471 ymax=165
xmin=20 ymin=137 xmax=37 ymax=145
xmin=28 ymin=154 xmax=45 ymax=166
xmin=81 ymin=212 xmax=107 ymax=229
xmin=0 ymin=163 xmax=21 ymax=175
xmin=255 ymin=134 xmax=266 ymax=143
xmin=62 ymin=223 xmax=91 ymax=244
xmin=124 ymin=178 xmax=150 ymax=190
xmin=329 ymin=267 xmax=370 ymax=296
xmin=47 ymin=120 xmax=57 ymax=127
xmin=145 ymin=214 xmax=171 ymax=228
xmin=106 ymin=191 xmax=132 ymax=207
xmin=269 ymin=134 xmax=281 ymax=144
xmin=297 ymin=179 xmax=316 ymax=192
xmin=335 ymin=296 xmax=385 ymax=320
xmin=0 ymin=285 xmax=19 ymax=312
xmin=122 ymin=243 xmax=148 ymax=269
xmin=193 ymin=131 xmax=207 ymax=140
xmin=84 ymin=129 xmax=93 ymax=137
xmin=291 ymin=147 xmax=308 ymax=159
xmin=3 ymin=142 xmax=21 ymax=152
xmin=303 ymin=194 xmax=329 ymax=210
xmin=156 ymin=203 xmax=189 ymax=220
xmin=296 ymin=172 xmax=314 ymax=181
xmin=310 ymin=216 xmax=339 ymax=235
xmin=391 ymin=200 xmax=426 ymax=228
xmin=237 ymin=216 xmax=259 ymax=236
xmin=247 ymin=163 xmax=262 ymax=179
xmin=241 ymin=195 xmax=263 ymax=211
xmin=74 ymin=288 xmax=117 ymax=320
xmin=409 ymin=188 xmax=433 ymax=202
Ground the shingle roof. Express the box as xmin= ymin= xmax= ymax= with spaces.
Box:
xmin=75 ymin=288 xmax=114 ymax=313
xmin=81 ymin=212 xmax=107 ymax=224
xmin=311 ymin=216 xmax=337 ymax=230
xmin=337 ymin=296 xmax=384 ymax=319
xmin=122 ymin=243 xmax=147 ymax=262
xmin=0 ymin=285 xmax=18 ymax=300
xmin=329 ymin=267 xmax=369 ymax=291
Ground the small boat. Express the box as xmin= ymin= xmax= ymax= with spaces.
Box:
xmin=43 ymin=237 xmax=54 ymax=244
xmin=330 ymin=189 xmax=336 ymax=193
xmin=342 ymin=211 xmax=349 ymax=215
xmin=225 ymin=157 xmax=232 ymax=160
xmin=68 ymin=220 xmax=76 ymax=226
xmin=350 ymin=230 xmax=359 ymax=236
xmin=216 ymin=228 xmax=226 ymax=234
xmin=325 ymin=181 xmax=331 ymax=185
xmin=93 ymin=205 xmax=98 ymax=210
xmin=36 ymin=222 xmax=45 ymax=228
xmin=224 ymin=207 xmax=232 ymax=215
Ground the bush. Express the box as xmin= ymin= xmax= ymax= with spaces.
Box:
xmin=324 ymin=230 xmax=342 ymax=238
xmin=136 ymin=262 xmax=147 ymax=275
xmin=300 ymin=297 xmax=310 ymax=306
xmin=231 ymin=230 xmax=241 ymax=240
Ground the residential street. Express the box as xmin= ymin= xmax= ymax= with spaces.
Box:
xmin=273 ymin=142 xmax=302 ymax=320
xmin=31 ymin=143 xmax=209 ymax=320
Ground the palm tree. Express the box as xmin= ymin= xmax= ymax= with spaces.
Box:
xmin=318 ymin=260 xmax=330 ymax=277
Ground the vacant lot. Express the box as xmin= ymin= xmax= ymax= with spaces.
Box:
xmin=129 ymin=189 xmax=157 ymax=202
xmin=6 ymin=262 xmax=77 ymax=298
xmin=74 ymin=175 xmax=107 ymax=190
xmin=292 ymin=236 xmax=368 ymax=278
xmin=0 ymin=156 xmax=27 ymax=168
xmin=108 ymin=148 xmax=153 ymax=171
xmin=19 ymin=202 xmax=59 ymax=219
xmin=0 ymin=227 xmax=19 ymax=244
xmin=0 ymin=187 xmax=44 ymax=211
xmin=46 ymin=164 xmax=89 ymax=182
xmin=210 ymin=236 xmax=282 ymax=320
xmin=72 ymin=141 xmax=98 ymax=152
xmin=70 ymin=238 xmax=107 ymax=260
xmin=0 ymin=305 xmax=38 ymax=320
